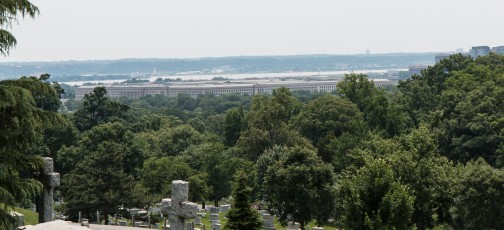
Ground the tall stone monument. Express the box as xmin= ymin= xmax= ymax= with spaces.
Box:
xmin=36 ymin=157 xmax=60 ymax=223
xmin=161 ymin=180 xmax=198 ymax=230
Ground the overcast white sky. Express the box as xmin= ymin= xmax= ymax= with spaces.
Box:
xmin=2 ymin=0 xmax=503 ymax=61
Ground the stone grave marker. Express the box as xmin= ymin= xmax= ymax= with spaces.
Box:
xmin=36 ymin=157 xmax=60 ymax=223
xmin=287 ymin=222 xmax=301 ymax=230
xmin=262 ymin=213 xmax=275 ymax=230
xmin=211 ymin=222 xmax=221 ymax=230
xmin=219 ymin=205 xmax=231 ymax=213
xmin=194 ymin=217 xmax=202 ymax=225
xmin=118 ymin=220 xmax=127 ymax=226
xmin=209 ymin=207 xmax=219 ymax=214
xmin=210 ymin=213 xmax=220 ymax=222
xmin=161 ymin=180 xmax=198 ymax=230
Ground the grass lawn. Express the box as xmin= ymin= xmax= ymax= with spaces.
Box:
xmin=13 ymin=207 xmax=38 ymax=226
xmin=188 ymin=211 xmax=339 ymax=230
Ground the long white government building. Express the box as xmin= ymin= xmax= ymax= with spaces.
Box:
xmin=75 ymin=79 xmax=393 ymax=100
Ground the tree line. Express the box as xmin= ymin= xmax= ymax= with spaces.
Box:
xmin=2 ymin=53 xmax=504 ymax=229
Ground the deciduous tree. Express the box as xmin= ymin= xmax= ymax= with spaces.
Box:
xmin=264 ymin=146 xmax=335 ymax=229
xmin=72 ymin=87 xmax=129 ymax=131
xmin=451 ymin=158 xmax=504 ymax=229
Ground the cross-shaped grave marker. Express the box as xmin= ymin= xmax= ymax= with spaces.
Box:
xmin=36 ymin=157 xmax=60 ymax=223
xmin=162 ymin=180 xmax=198 ymax=230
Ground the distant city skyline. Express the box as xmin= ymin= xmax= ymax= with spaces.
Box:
xmin=2 ymin=0 xmax=503 ymax=62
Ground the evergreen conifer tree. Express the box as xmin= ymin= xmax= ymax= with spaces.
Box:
xmin=224 ymin=171 xmax=263 ymax=230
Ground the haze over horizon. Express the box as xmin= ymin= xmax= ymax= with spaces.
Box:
xmin=2 ymin=0 xmax=503 ymax=62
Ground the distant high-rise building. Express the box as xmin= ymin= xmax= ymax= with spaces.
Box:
xmin=469 ymin=46 xmax=491 ymax=58
xmin=435 ymin=53 xmax=452 ymax=63
xmin=366 ymin=49 xmax=371 ymax=55
xmin=456 ymin=48 xmax=464 ymax=53
xmin=492 ymin=46 xmax=504 ymax=54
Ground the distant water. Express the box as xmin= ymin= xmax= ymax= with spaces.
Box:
xmin=61 ymin=69 xmax=403 ymax=86
xmin=61 ymin=79 xmax=129 ymax=86
xmin=148 ymin=70 xmax=394 ymax=81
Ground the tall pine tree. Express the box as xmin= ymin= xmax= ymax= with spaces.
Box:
xmin=224 ymin=171 xmax=263 ymax=230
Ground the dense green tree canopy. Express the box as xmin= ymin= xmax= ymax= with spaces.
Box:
xmin=293 ymin=95 xmax=364 ymax=143
xmin=235 ymin=88 xmax=311 ymax=161
xmin=337 ymin=125 xmax=457 ymax=229
xmin=0 ymin=85 xmax=44 ymax=228
xmin=338 ymin=73 xmax=411 ymax=137
xmin=451 ymin=158 xmax=504 ymax=229
xmin=264 ymin=145 xmax=335 ymax=229
xmin=59 ymin=122 xmax=150 ymax=222
xmin=337 ymin=158 xmax=414 ymax=230
xmin=0 ymin=77 xmax=63 ymax=228
xmin=141 ymin=156 xmax=193 ymax=197
xmin=4 ymin=52 xmax=504 ymax=229
xmin=61 ymin=141 xmax=148 ymax=224
xmin=224 ymin=107 xmax=245 ymax=147
xmin=72 ymin=87 xmax=129 ymax=131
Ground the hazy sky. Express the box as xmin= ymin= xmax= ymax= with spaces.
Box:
xmin=3 ymin=0 xmax=503 ymax=61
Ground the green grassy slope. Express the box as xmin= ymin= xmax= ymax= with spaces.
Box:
xmin=13 ymin=207 xmax=38 ymax=226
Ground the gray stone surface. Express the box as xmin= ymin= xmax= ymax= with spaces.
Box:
xmin=47 ymin=172 xmax=60 ymax=188
xmin=194 ymin=217 xmax=202 ymax=225
xmin=211 ymin=223 xmax=221 ymax=230
xmin=262 ymin=214 xmax=275 ymax=230
xmin=172 ymin=180 xmax=189 ymax=201
xmin=161 ymin=198 xmax=172 ymax=214
xmin=10 ymin=211 xmax=24 ymax=228
xmin=209 ymin=214 xmax=219 ymax=222
xmin=180 ymin=201 xmax=198 ymax=218
xmin=186 ymin=222 xmax=195 ymax=230
xmin=219 ymin=205 xmax=230 ymax=213
xmin=36 ymin=157 xmax=60 ymax=223
xmin=43 ymin=157 xmax=54 ymax=174
xmin=287 ymin=222 xmax=300 ymax=230
xmin=209 ymin=207 xmax=219 ymax=214
xmin=166 ymin=180 xmax=198 ymax=230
